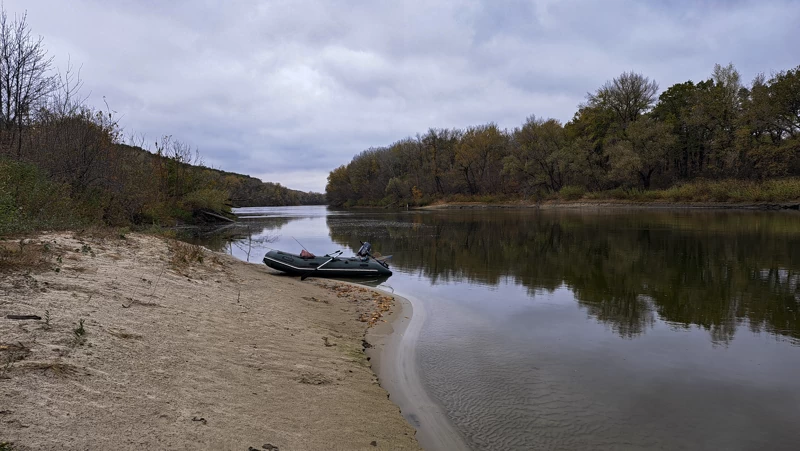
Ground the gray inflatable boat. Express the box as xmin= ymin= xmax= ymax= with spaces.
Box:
xmin=263 ymin=242 xmax=392 ymax=278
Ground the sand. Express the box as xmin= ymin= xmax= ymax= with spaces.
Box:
xmin=0 ymin=232 xmax=421 ymax=451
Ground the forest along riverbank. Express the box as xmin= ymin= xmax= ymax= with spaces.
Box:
xmin=417 ymin=200 xmax=800 ymax=210
xmin=0 ymin=232 xmax=420 ymax=451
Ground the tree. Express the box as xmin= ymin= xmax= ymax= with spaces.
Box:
xmin=326 ymin=61 xmax=800 ymax=206
xmin=687 ymin=65 xmax=745 ymax=177
xmin=737 ymin=68 xmax=800 ymax=178
xmin=506 ymin=116 xmax=568 ymax=193
xmin=384 ymin=176 xmax=411 ymax=203
xmin=626 ymin=119 xmax=676 ymax=188
xmin=0 ymin=8 xmax=56 ymax=156
xmin=347 ymin=148 xmax=385 ymax=204
xmin=652 ymin=80 xmax=703 ymax=179
xmin=326 ymin=165 xmax=355 ymax=207
xmin=419 ymin=128 xmax=460 ymax=195
xmin=587 ymin=71 xmax=659 ymax=129
xmin=652 ymin=66 xmax=746 ymax=180
xmin=768 ymin=65 xmax=800 ymax=140
xmin=454 ymin=123 xmax=508 ymax=195
xmin=712 ymin=63 xmax=744 ymax=111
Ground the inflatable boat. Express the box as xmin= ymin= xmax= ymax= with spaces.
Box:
xmin=263 ymin=242 xmax=392 ymax=279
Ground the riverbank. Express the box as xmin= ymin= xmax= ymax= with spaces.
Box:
xmin=418 ymin=199 xmax=800 ymax=210
xmin=0 ymin=231 xmax=420 ymax=450
xmin=365 ymin=293 xmax=469 ymax=451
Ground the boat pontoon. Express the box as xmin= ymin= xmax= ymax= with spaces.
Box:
xmin=263 ymin=242 xmax=392 ymax=279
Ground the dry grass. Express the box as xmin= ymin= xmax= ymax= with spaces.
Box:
xmin=168 ymin=240 xmax=205 ymax=269
xmin=1 ymin=342 xmax=31 ymax=379
xmin=16 ymin=361 xmax=81 ymax=377
xmin=0 ymin=239 xmax=54 ymax=272
xmin=106 ymin=329 xmax=143 ymax=340
xmin=658 ymin=178 xmax=800 ymax=203
xmin=1 ymin=343 xmax=31 ymax=362
xmin=584 ymin=178 xmax=800 ymax=203
xmin=71 ymin=226 xmax=130 ymax=241
xmin=0 ymin=343 xmax=31 ymax=354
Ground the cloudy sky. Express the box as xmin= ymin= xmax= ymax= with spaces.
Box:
xmin=7 ymin=0 xmax=799 ymax=192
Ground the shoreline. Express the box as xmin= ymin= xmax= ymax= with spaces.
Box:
xmin=417 ymin=200 xmax=800 ymax=211
xmin=0 ymin=231 xmax=421 ymax=450
xmin=365 ymin=291 xmax=470 ymax=451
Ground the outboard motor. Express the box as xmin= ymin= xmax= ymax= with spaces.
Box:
xmin=357 ymin=242 xmax=372 ymax=258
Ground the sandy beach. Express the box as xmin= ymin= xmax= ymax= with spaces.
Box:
xmin=0 ymin=231 xmax=421 ymax=451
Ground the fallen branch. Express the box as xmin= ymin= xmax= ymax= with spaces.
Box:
xmin=6 ymin=315 xmax=42 ymax=320
xmin=199 ymin=209 xmax=235 ymax=223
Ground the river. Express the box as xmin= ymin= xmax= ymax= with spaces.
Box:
xmin=193 ymin=205 xmax=800 ymax=451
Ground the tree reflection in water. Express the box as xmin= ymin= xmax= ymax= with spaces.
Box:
xmin=328 ymin=209 xmax=800 ymax=343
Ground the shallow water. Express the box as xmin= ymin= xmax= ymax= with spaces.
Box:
xmin=195 ymin=206 xmax=800 ymax=451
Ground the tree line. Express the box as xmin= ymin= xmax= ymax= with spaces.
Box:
xmin=326 ymin=63 xmax=800 ymax=207
xmin=0 ymin=8 xmax=323 ymax=234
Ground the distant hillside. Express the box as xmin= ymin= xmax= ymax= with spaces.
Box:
xmin=205 ymin=169 xmax=326 ymax=208
xmin=2 ymin=127 xmax=326 ymax=234
xmin=116 ymin=144 xmax=326 ymax=208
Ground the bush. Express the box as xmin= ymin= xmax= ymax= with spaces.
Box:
xmin=182 ymin=188 xmax=230 ymax=212
xmin=0 ymin=159 xmax=86 ymax=234
xmin=559 ymin=185 xmax=586 ymax=201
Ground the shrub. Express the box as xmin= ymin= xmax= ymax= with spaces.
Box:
xmin=0 ymin=159 xmax=86 ymax=234
xmin=182 ymin=188 xmax=230 ymax=212
xmin=559 ymin=185 xmax=586 ymax=201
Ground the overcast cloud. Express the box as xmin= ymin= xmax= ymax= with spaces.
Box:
xmin=6 ymin=0 xmax=799 ymax=192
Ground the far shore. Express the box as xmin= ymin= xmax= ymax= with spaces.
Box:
xmin=0 ymin=231 xmax=421 ymax=450
xmin=415 ymin=199 xmax=800 ymax=211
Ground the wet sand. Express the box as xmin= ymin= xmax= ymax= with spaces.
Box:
xmin=0 ymin=232 xmax=421 ymax=450
xmin=366 ymin=292 xmax=469 ymax=451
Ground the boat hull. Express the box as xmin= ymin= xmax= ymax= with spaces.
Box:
xmin=263 ymin=250 xmax=392 ymax=278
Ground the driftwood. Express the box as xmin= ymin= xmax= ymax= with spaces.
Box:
xmin=199 ymin=209 xmax=235 ymax=223
xmin=6 ymin=314 xmax=42 ymax=320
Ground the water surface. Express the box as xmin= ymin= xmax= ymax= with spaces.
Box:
xmin=196 ymin=206 xmax=800 ymax=450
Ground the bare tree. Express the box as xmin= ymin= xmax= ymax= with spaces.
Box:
xmin=587 ymin=71 xmax=659 ymax=128
xmin=0 ymin=7 xmax=57 ymax=156
xmin=48 ymin=57 xmax=88 ymax=118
